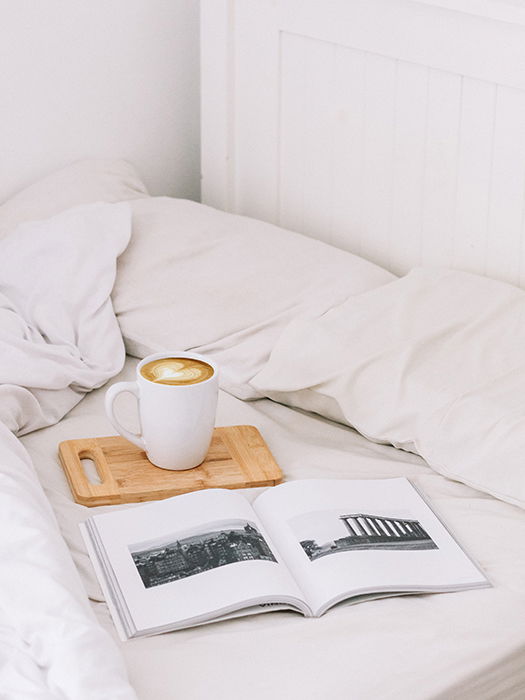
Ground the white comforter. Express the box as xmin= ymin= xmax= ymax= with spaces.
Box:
xmin=2 ymin=200 xmax=525 ymax=700
xmin=25 ymin=359 xmax=525 ymax=700
xmin=0 ymin=204 xmax=137 ymax=698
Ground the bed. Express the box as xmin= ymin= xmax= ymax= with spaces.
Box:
xmin=0 ymin=161 xmax=523 ymax=700
xmin=20 ymin=358 xmax=525 ymax=699
xmin=2 ymin=0 xmax=525 ymax=698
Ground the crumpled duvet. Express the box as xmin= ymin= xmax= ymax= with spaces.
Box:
xmin=0 ymin=203 xmax=137 ymax=699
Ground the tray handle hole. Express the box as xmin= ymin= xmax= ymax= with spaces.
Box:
xmin=79 ymin=451 xmax=102 ymax=485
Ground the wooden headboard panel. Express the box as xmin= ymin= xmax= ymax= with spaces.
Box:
xmin=201 ymin=0 xmax=525 ymax=286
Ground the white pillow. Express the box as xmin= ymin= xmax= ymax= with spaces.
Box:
xmin=113 ymin=197 xmax=395 ymax=397
xmin=0 ymin=159 xmax=147 ymax=238
xmin=251 ymin=267 xmax=525 ymax=509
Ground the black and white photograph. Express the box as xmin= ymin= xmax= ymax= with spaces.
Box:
xmin=290 ymin=509 xmax=438 ymax=562
xmin=129 ymin=519 xmax=277 ymax=588
xmin=4 ymin=1 xmax=522 ymax=697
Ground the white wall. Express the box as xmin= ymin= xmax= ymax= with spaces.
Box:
xmin=0 ymin=0 xmax=200 ymax=201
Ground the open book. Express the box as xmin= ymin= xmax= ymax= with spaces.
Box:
xmin=81 ymin=478 xmax=488 ymax=640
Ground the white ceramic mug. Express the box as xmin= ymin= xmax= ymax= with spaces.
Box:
xmin=105 ymin=352 xmax=218 ymax=470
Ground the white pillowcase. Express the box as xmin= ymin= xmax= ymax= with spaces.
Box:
xmin=113 ymin=197 xmax=395 ymax=397
xmin=251 ymin=267 xmax=525 ymax=509
xmin=0 ymin=159 xmax=147 ymax=238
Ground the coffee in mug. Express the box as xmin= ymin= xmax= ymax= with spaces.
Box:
xmin=140 ymin=357 xmax=214 ymax=386
xmin=105 ymin=352 xmax=218 ymax=470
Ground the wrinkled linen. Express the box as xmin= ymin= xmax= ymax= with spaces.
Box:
xmin=0 ymin=158 xmax=148 ymax=240
xmin=0 ymin=203 xmax=136 ymax=699
xmin=4 ymin=196 xmax=525 ymax=699
xmin=21 ymin=358 xmax=525 ymax=700
xmin=112 ymin=197 xmax=395 ymax=399
xmin=251 ymin=267 xmax=525 ymax=510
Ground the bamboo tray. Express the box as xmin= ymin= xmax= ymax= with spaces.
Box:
xmin=58 ymin=425 xmax=282 ymax=507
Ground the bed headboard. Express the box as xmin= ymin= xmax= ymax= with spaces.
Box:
xmin=201 ymin=0 xmax=525 ymax=286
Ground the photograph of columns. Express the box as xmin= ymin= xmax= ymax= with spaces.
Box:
xmin=290 ymin=510 xmax=438 ymax=561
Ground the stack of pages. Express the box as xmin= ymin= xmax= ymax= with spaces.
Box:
xmin=81 ymin=478 xmax=488 ymax=640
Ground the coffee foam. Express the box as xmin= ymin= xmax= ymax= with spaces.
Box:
xmin=140 ymin=358 xmax=214 ymax=386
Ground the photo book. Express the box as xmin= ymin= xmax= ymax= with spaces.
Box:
xmin=81 ymin=477 xmax=489 ymax=640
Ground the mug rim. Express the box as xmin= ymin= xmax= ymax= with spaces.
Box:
xmin=137 ymin=351 xmax=218 ymax=388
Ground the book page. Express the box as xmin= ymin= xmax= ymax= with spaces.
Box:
xmin=89 ymin=488 xmax=306 ymax=634
xmin=254 ymin=478 xmax=487 ymax=616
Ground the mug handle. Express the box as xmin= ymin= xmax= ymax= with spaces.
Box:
xmin=104 ymin=381 xmax=146 ymax=450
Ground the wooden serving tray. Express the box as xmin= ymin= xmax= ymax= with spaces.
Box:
xmin=58 ymin=426 xmax=282 ymax=507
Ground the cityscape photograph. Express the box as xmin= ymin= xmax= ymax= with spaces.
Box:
xmin=130 ymin=519 xmax=277 ymax=588
xmin=294 ymin=510 xmax=438 ymax=561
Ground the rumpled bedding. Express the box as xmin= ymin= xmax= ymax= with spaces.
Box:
xmin=25 ymin=358 xmax=525 ymax=700
xmin=2 ymin=194 xmax=525 ymax=699
xmin=250 ymin=267 xmax=525 ymax=510
xmin=0 ymin=203 xmax=137 ymax=698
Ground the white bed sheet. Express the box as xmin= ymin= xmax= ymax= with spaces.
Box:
xmin=21 ymin=358 xmax=525 ymax=700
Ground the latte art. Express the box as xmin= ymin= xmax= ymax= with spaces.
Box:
xmin=140 ymin=358 xmax=214 ymax=386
